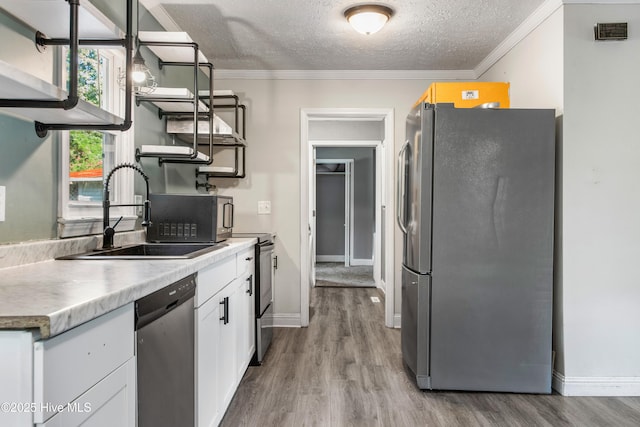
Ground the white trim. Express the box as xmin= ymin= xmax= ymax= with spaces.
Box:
xmin=475 ymin=0 xmax=563 ymax=77
xmin=316 ymin=255 xmax=345 ymax=263
xmin=393 ymin=314 xmax=401 ymax=329
xmin=301 ymin=109 xmax=395 ymax=329
xmin=57 ymin=216 xmax=136 ymax=239
xmin=350 ymin=258 xmax=373 ymax=266
xmin=271 ymin=314 xmax=302 ymax=328
xmin=552 ymin=371 xmax=640 ymax=396
xmin=563 ymin=0 xmax=640 ymax=3
xmin=215 ymin=69 xmax=477 ymax=81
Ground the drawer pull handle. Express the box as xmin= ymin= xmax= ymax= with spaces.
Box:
xmin=245 ymin=257 xmax=253 ymax=261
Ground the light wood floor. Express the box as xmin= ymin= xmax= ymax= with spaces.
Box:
xmin=221 ymin=287 xmax=640 ymax=426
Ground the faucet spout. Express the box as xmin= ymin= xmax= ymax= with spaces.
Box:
xmin=102 ymin=163 xmax=151 ymax=249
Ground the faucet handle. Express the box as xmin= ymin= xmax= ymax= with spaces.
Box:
xmin=112 ymin=216 xmax=123 ymax=229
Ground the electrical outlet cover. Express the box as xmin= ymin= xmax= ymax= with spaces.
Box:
xmin=258 ymin=201 xmax=271 ymax=215
xmin=0 ymin=186 xmax=5 ymax=221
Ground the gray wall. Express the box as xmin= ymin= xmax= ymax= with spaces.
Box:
xmin=315 ymin=173 xmax=345 ymax=257
xmin=316 ymin=147 xmax=375 ymax=261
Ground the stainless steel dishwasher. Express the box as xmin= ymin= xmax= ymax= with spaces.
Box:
xmin=135 ymin=274 xmax=196 ymax=427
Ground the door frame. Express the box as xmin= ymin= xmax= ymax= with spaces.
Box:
xmin=315 ymin=158 xmax=354 ymax=267
xmin=300 ymin=108 xmax=395 ymax=328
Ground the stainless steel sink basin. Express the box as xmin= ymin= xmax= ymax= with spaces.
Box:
xmin=58 ymin=243 xmax=227 ymax=260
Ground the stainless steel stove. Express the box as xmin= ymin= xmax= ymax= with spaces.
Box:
xmin=232 ymin=233 xmax=275 ymax=364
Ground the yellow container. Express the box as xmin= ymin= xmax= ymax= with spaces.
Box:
xmin=415 ymin=82 xmax=510 ymax=108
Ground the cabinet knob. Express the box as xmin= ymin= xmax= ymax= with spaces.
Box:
xmin=245 ymin=257 xmax=253 ymax=261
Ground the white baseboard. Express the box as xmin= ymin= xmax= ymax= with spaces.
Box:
xmin=552 ymin=371 xmax=640 ymax=396
xmin=393 ymin=314 xmax=401 ymax=329
xmin=316 ymin=255 xmax=344 ymax=262
xmin=272 ymin=313 xmax=302 ymax=328
xmin=350 ymin=258 xmax=373 ymax=266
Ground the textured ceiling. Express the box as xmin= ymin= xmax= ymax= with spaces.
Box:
xmin=140 ymin=0 xmax=547 ymax=71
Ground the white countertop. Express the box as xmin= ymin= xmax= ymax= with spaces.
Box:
xmin=0 ymin=238 xmax=256 ymax=339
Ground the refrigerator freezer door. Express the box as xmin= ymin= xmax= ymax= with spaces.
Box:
xmin=401 ymin=265 xmax=431 ymax=389
xmin=402 ymin=104 xmax=433 ymax=275
xmin=429 ymin=106 xmax=555 ymax=393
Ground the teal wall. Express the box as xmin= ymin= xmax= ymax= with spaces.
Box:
xmin=0 ymin=11 xmax=58 ymax=243
xmin=0 ymin=1 xmax=204 ymax=244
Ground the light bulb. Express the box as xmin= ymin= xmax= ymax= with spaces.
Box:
xmin=132 ymin=68 xmax=147 ymax=83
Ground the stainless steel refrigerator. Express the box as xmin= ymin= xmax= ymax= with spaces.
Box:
xmin=398 ymin=103 xmax=555 ymax=393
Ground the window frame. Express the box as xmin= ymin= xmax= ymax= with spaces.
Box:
xmin=57 ymin=46 xmax=136 ymax=238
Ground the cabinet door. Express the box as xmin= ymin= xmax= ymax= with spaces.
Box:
xmin=196 ymin=296 xmax=222 ymax=427
xmin=40 ymin=358 xmax=135 ymax=427
xmin=218 ymin=284 xmax=237 ymax=412
xmin=235 ymin=273 xmax=255 ymax=380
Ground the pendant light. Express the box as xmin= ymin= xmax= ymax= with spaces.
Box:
xmin=344 ymin=4 xmax=393 ymax=35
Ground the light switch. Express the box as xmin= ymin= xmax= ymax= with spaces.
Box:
xmin=258 ymin=201 xmax=271 ymax=215
xmin=0 ymin=186 xmax=5 ymax=222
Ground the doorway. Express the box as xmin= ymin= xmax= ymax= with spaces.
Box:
xmin=300 ymin=108 xmax=395 ymax=328
xmin=315 ymin=159 xmax=354 ymax=267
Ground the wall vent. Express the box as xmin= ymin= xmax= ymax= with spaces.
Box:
xmin=594 ymin=23 xmax=627 ymax=41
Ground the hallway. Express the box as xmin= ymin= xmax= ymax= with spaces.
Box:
xmin=221 ymin=287 xmax=640 ymax=426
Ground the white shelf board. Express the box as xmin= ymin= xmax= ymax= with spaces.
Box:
xmin=139 ymin=144 xmax=209 ymax=161
xmin=166 ymin=115 xmax=246 ymax=146
xmin=139 ymin=87 xmax=209 ymax=113
xmin=0 ymin=0 xmax=123 ymax=39
xmin=138 ymin=31 xmax=209 ymax=64
xmin=0 ymin=59 xmax=123 ymax=125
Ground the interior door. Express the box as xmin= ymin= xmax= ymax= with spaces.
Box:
xmin=309 ymin=147 xmax=317 ymax=287
xmin=344 ymin=160 xmax=352 ymax=267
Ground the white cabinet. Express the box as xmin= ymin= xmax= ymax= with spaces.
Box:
xmin=196 ymin=246 xmax=256 ymax=427
xmin=0 ymin=304 xmax=135 ymax=427
xmin=195 ymin=288 xmax=222 ymax=427
xmin=235 ymin=271 xmax=255 ymax=378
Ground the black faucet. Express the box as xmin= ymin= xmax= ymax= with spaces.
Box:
xmin=103 ymin=163 xmax=151 ymax=249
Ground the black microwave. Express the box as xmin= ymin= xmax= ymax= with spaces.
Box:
xmin=146 ymin=194 xmax=233 ymax=243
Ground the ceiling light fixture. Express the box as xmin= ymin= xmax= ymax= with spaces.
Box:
xmin=344 ymin=4 xmax=393 ymax=35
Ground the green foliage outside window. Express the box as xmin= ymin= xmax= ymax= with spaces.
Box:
xmin=67 ymin=49 xmax=108 ymax=201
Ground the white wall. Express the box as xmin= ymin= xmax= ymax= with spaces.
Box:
xmin=482 ymin=2 xmax=640 ymax=395
xmin=561 ymin=4 xmax=640 ymax=383
xmin=209 ymin=79 xmax=431 ymax=322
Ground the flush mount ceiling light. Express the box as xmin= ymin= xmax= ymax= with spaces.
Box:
xmin=344 ymin=4 xmax=394 ymax=35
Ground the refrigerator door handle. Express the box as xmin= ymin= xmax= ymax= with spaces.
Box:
xmin=396 ymin=139 xmax=410 ymax=234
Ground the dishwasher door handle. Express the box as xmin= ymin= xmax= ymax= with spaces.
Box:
xmin=220 ymin=296 xmax=229 ymax=324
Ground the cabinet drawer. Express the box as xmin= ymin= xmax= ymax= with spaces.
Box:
xmin=39 ymin=357 xmax=135 ymax=427
xmin=236 ymin=247 xmax=255 ymax=277
xmin=33 ymin=304 xmax=134 ymax=424
xmin=197 ymin=255 xmax=236 ymax=306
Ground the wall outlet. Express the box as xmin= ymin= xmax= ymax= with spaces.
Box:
xmin=134 ymin=194 xmax=143 ymax=216
xmin=0 ymin=186 xmax=5 ymax=222
xmin=258 ymin=201 xmax=271 ymax=215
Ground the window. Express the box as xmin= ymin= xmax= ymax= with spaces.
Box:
xmin=58 ymin=47 xmax=135 ymax=238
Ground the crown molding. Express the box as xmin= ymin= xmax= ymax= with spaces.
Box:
xmin=562 ymin=0 xmax=640 ymax=3
xmin=214 ymin=69 xmax=476 ymax=80
xmin=474 ymin=0 xmax=563 ymax=78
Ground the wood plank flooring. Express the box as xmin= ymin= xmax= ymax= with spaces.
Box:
xmin=221 ymin=287 xmax=640 ymax=426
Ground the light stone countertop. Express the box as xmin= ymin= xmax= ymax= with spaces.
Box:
xmin=0 ymin=238 xmax=256 ymax=339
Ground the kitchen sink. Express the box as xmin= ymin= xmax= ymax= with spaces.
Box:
xmin=58 ymin=243 xmax=228 ymax=260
